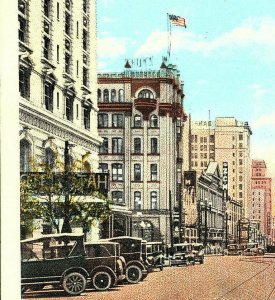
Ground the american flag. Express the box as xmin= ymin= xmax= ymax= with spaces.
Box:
xmin=169 ymin=14 xmax=187 ymax=28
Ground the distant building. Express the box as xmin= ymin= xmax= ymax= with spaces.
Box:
xmin=97 ymin=64 xmax=186 ymax=243
xmin=226 ymin=197 xmax=243 ymax=244
xmin=249 ymin=189 xmax=266 ymax=234
xmin=188 ymin=117 xmax=252 ymax=217
xmin=251 ymin=160 xmax=272 ymax=236
xmin=19 ymin=0 xmax=102 ymax=238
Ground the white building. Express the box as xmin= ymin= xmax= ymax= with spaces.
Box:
xmin=19 ymin=0 xmax=101 ymax=238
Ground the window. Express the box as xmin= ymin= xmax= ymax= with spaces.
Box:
xmin=111 ymin=89 xmax=116 ymax=102
xmin=20 ymin=139 xmax=31 ymax=172
xmin=83 ymin=29 xmax=88 ymax=50
xmin=65 ymin=12 xmax=71 ymax=36
xmin=134 ymin=115 xmax=142 ymax=127
xmin=112 ymin=163 xmax=123 ymax=181
xmin=150 ymin=115 xmax=158 ymax=127
xmin=76 ymin=104 xmax=79 ymax=118
xmin=98 ymin=113 xmax=108 ymax=128
xmin=134 ymin=191 xmax=141 ymax=210
xmin=65 ymin=53 xmax=71 ymax=74
xmin=57 ymin=2 xmax=59 ymax=20
xmin=18 ymin=17 xmax=27 ymax=43
xmin=112 ymin=191 xmax=124 ymax=205
xmin=103 ymin=89 xmax=109 ymax=102
xmin=134 ymin=138 xmax=141 ymax=153
xmin=44 ymin=82 xmax=54 ymax=112
xmin=151 ymin=164 xmax=157 ymax=181
xmin=118 ymin=89 xmax=124 ymax=102
xmin=76 ymin=60 xmax=79 ymax=76
xmin=138 ymin=89 xmax=154 ymax=99
xmin=239 ymin=192 xmax=243 ymax=198
xmin=83 ymin=67 xmax=88 ymax=87
xmin=97 ymin=89 xmax=102 ymax=102
xmin=151 ymin=138 xmax=158 ymax=154
xmin=83 ymin=106 xmax=90 ymax=129
xmin=19 ymin=67 xmax=30 ymax=99
xmin=112 ymin=138 xmax=123 ymax=154
xmin=57 ymin=45 xmax=59 ymax=63
xmin=45 ymin=147 xmax=55 ymax=169
xmin=134 ymin=164 xmax=141 ymax=181
xmin=44 ymin=0 xmax=50 ymax=17
xmin=98 ymin=163 xmax=108 ymax=173
xmin=83 ymin=16 xmax=88 ymax=28
xmin=57 ymin=92 xmax=59 ymax=108
xmin=112 ymin=114 xmax=123 ymax=128
xmin=239 ymin=134 xmax=243 ymax=141
xmin=210 ymin=135 xmax=214 ymax=143
xmin=43 ymin=36 xmax=50 ymax=59
xmin=99 ymin=138 xmax=108 ymax=154
xmin=76 ymin=21 xmax=79 ymax=38
xmin=239 ymin=159 xmax=243 ymax=165
xmin=65 ymin=95 xmax=74 ymax=121
xmin=151 ymin=191 xmax=158 ymax=210
xmin=83 ymin=0 xmax=88 ymax=13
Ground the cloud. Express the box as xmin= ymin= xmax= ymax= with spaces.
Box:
xmin=97 ymin=37 xmax=127 ymax=59
xmin=253 ymin=111 xmax=275 ymax=129
xmin=136 ymin=17 xmax=275 ymax=60
xmin=249 ymin=84 xmax=270 ymax=98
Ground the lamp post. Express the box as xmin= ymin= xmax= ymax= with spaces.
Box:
xmin=200 ymin=198 xmax=212 ymax=249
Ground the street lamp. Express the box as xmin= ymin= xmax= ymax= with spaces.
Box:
xmin=200 ymin=198 xmax=213 ymax=249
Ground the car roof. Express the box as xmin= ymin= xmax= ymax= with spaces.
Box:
xmin=192 ymin=243 xmax=204 ymax=246
xmin=85 ymin=241 xmax=119 ymax=246
xmin=21 ymin=233 xmax=84 ymax=243
xmin=174 ymin=242 xmax=191 ymax=246
xmin=146 ymin=241 xmax=163 ymax=245
xmin=108 ymin=236 xmax=143 ymax=242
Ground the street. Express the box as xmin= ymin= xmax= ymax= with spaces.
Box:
xmin=23 ymin=256 xmax=275 ymax=300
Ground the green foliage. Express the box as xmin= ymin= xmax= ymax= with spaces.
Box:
xmin=20 ymin=151 xmax=112 ymax=237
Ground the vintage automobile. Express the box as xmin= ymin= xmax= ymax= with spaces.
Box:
xmin=169 ymin=242 xmax=195 ymax=266
xmin=191 ymin=243 xmax=204 ymax=264
xmin=106 ymin=236 xmax=148 ymax=284
xmin=243 ymin=243 xmax=264 ymax=256
xmin=21 ymin=234 xmax=88 ymax=296
xmin=84 ymin=241 xmax=126 ymax=290
xmin=227 ymin=243 xmax=244 ymax=256
xmin=146 ymin=241 xmax=165 ymax=271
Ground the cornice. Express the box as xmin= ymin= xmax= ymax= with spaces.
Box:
xmin=19 ymin=102 xmax=101 ymax=152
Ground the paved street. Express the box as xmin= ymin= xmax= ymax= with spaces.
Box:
xmin=23 ymin=256 xmax=275 ymax=300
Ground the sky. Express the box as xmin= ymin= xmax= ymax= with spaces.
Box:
xmin=96 ymin=0 xmax=275 ymax=181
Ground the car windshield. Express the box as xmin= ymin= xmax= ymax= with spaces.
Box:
xmin=85 ymin=244 xmax=111 ymax=257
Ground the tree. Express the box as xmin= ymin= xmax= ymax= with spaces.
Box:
xmin=20 ymin=148 xmax=112 ymax=238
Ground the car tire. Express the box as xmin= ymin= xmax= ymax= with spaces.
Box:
xmin=126 ymin=265 xmax=142 ymax=284
xmin=92 ymin=271 xmax=112 ymax=291
xmin=63 ymin=272 xmax=86 ymax=296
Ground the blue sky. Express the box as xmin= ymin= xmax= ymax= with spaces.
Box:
xmin=96 ymin=0 xmax=275 ymax=180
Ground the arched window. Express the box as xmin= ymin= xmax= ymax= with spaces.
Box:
xmin=150 ymin=115 xmax=158 ymax=127
xmin=20 ymin=139 xmax=31 ymax=172
xmin=134 ymin=164 xmax=141 ymax=181
xmin=103 ymin=89 xmax=109 ymax=102
xmin=111 ymin=89 xmax=116 ymax=102
xmin=151 ymin=191 xmax=158 ymax=209
xmin=97 ymin=89 xmax=102 ymax=102
xmin=134 ymin=191 xmax=141 ymax=210
xmin=118 ymin=89 xmax=124 ymax=102
xmin=45 ymin=147 xmax=55 ymax=169
xmin=138 ymin=89 xmax=154 ymax=99
xmin=134 ymin=114 xmax=142 ymax=128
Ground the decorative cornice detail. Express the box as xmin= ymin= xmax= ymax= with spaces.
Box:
xmin=19 ymin=107 xmax=100 ymax=152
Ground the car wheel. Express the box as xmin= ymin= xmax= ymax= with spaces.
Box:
xmin=92 ymin=271 xmax=112 ymax=291
xmin=63 ymin=272 xmax=86 ymax=296
xmin=126 ymin=265 xmax=142 ymax=284
xmin=160 ymin=264 xmax=164 ymax=271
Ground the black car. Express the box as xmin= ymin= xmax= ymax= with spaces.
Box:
xmin=21 ymin=234 xmax=88 ymax=296
xmin=146 ymin=242 xmax=165 ymax=271
xmin=106 ymin=236 xmax=148 ymax=284
xmin=169 ymin=242 xmax=195 ymax=266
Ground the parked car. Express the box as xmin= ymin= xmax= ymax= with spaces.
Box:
xmin=83 ymin=241 xmax=126 ymax=290
xmin=227 ymin=243 xmax=245 ymax=256
xmin=106 ymin=236 xmax=148 ymax=284
xmin=169 ymin=242 xmax=195 ymax=266
xmin=146 ymin=242 xmax=165 ymax=271
xmin=191 ymin=243 xmax=204 ymax=264
xmin=243 ymin=243 xmax=264 ymax=256
xmin=21 ymin=234 xmax=88 ymax=296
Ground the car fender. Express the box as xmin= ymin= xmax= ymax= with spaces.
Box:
xmin=126 ymin=260 xmax=146 ymax=271
xmin=61 ymin=267 xmax=89 ymax=281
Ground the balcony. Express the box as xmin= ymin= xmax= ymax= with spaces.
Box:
xmin=134 ymin=98 xmax=157 ymax=120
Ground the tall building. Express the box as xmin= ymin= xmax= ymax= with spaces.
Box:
xmin=249 ymin=189 xmax=266 ymax=234
xmin=189 ymin=117 xmax=252 ymax=217
xmin=19 ymin=0 xmax=101 ymax=238
xmin=251 ymin=160 xmax=272 ymax=236
xmin=97 ymin=63 xmax=186 ymax=243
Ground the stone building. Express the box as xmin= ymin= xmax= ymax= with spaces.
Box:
xmin=19 ymin=0 xmax=102 ymax=238
xmin=97 ymin=63 xmax=186 ymax=243
xmin=226 ymin=197 xmax=243 ymax=244
xmin=251 ymin=160 xmax=272 ymax=236
xmin=188 ymin=117 xmax=252 ymax=218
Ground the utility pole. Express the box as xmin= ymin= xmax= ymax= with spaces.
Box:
xmin=204 ymin=204 xmax=207 ymax=248
xmin=169 ymin=190 xmax=174 ymax=248
xmin=225 ymin=213 xmax=228 ymax=249
xmin=61 ymin=140 xmax=72 ymax=233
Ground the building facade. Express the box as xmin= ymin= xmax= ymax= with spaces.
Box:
xmin=251 ymin=160 xmax=272 ymax=236
xmin=19 ymin=0 xmax=102 ymax=238
xmin=226 ymin=197 xmax=243 ymax=244
xmin=189 ymin=117 xmax=252 ymax=218
xmin=97 ymin=64 xmax=186 ymax=243
xmin=249 ymin=189 xmax=266 ymax=234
